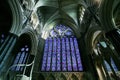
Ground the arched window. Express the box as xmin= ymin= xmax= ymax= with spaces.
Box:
xmin=41 ymin=24 xmax=83 ymax=72
xmin=10 ymin=34 xmax=34 ymax=76
xmin=11 ymin=45 xmax=30 ymax=71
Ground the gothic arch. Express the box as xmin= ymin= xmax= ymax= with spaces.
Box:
xmin=7 ymin=32 xmax=36 ymax=78
xmin=8 ymin=0 xmax=23 ymax=34
xmin=19 ymin=28 xmax=38 ymax=55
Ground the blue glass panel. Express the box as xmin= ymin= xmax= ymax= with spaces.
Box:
xmin=57 ymin=64 xmax=61 ymax=71
xmin=41 ymin=63 xmax=46 ymax=71
xmin=16 ymin=52 xmax=25 ymax=71
xmin=111 ymin=58 xmax=118 ymax=71
xmin=70 ymin=38 xmax=78 ymax=71
xmin=41 ymin=36 xmax=83 ymax=72
xmin=41 ymin=39 xmax=49 ymax=71
xmin=56 ymin=38 xmax=61 ymax=71
xmin=62 ymin=38 xmax=67 ymax=71
xmin=104 ymin=60 xmax=111 ymax=71
xmin=46 ymin=64 xmax=50 ymax=71
xmin=46 ymin=38 xmax=52 ymax=71
xmin=65 ymin=38 xmax=72 ymax=71
xmin=52 ymin=66 xmax=56 ymax=71
xmin=74 ymin=38 xmax=83 ymax=71
xmin=26 ymin=48 xmax=29 ymax=52
xmin=78 ymin=66 xmax=83 ymax=71
xmin=49 ymin=24 xmax=74 ymax=37
xmin=21 ymin=48 xmax=25 ymax=52
xmin=11 ymin=52 xmax=21 ymax=71
xmin=20 ymin=53 xmax=28 ymax=71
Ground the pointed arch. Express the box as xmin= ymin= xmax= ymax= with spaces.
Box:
xmin=11 ymin=34 xmax=33 ymax=74
xmin=19 ymin=28 xmax=38 ymax=55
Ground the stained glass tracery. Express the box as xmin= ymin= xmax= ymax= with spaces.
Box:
xmin=49 ymin=24 xmax=74 ymax=37
xmin=41 ymin=24 xmax=83 ymax=72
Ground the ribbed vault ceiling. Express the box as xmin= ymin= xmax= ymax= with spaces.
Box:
xmin=34 ymin=0 xmax=102 ymax=27
xmin=35 ymin=0 xmax=84 ymax=28
xmin=28 ymin=0 xmax=102 ymax=38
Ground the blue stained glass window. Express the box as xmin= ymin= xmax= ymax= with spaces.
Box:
xmin=11 ymin=45 xmax=30 ymax=72
xmin=21 ymin=48 xmax=25 ymax=51
xmin=41 ymin=24 xmax=83 ymax=72
xmin=41 ymin=37 xmax=83 ymax=72
xmin=11 ymin=52 xmax=21 ymax=71
xmin=20 ymin=53 xmax=28 ymax=71
xmin=104 ymin=60 xmax=111 ymax=72
xmin=16 ymin=52 xmax=25 ymax=71
xmin=111 ymin=58 xmax=118 ymax=71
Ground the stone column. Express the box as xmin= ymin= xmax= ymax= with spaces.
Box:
xmin=0 ymin=33 xmax=18 ymax=76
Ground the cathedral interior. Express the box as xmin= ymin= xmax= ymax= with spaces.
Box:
xmin=0 ymin=0 xmax=120 ymax=80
